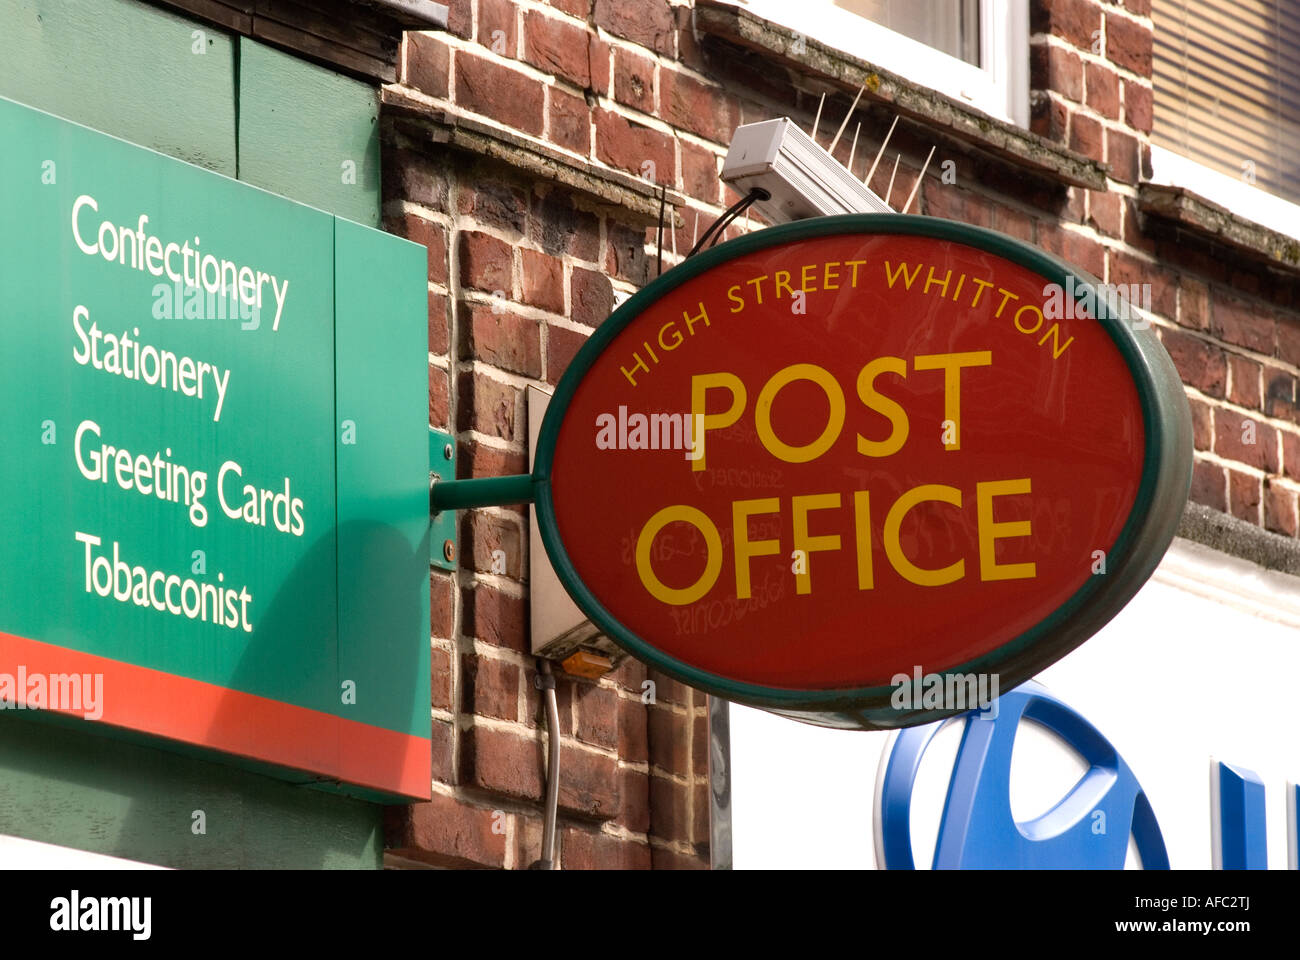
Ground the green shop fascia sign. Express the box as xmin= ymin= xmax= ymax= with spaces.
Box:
xmin=0 ymin=97 xmax=431 ymax=802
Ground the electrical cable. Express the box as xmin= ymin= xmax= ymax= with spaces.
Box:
xmin=686 ymin=188 xmax=767 ymax=259
xmin=531 ymin=658 xmax=561 ymax=870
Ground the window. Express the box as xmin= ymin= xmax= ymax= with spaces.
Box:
xmin=734 ymin=0 xmax=1029 ymax=126
xmin=1151 ymin=0 xmax=1300 ymax=240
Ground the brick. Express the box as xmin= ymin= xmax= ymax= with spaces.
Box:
xmin=1161 ymin=328 xmax=1226 ymax=398
xmin=462 ymin=581 xmax=527 ymax=652
xmin=1228 ymin=469 xmax=1262 ymax=523
xmin=478 ymin=0 xmax=518 ymax=56
xmin=561 ymin=827 xmax=651 ymax=869
xmin=382 ymin=148 xmax=449 ymax=208
xmin=676 ymin=2 xmax=706 ymax=70
xmin=429 ymin=365 xmax=450 ymax=429
xmin=559 ymin=746 xmax=620 ymax=819
xmin=614 ymin=47 xmax=656 ymax=114
xmin=462 ymin=653 xmax=520 ymax=721
xmin=524 ymin=668 xmax=574 ymax=735
xmin=1189 ymin=458 xmax=1227 ymax=511
xmin=1278 ymin=317 xmax=1300 ymax=365
xmin=430 ymin=720 xmax=455 ymax=783
xmin=1105 ymin=11 xmax=1151 ymax=76
xmin=1265 ymin=481 xmax=1298 ymax=537
xmin=1265 ymin=368 xmax=1299 ymax=423
xmin=549 ymin=86 xmax=591 ymax=154
xmin=1085 ymin=60 xmax=1119 ymax=118
xmin=431 ymin=645 xmax=453 ymax=709
xmin=992 ymin=204 xmax=1035 ymax=242
xmin=594 ymin=0 xmax=674 ymax=55
xmin=1123 ymin=78 xmax=1153 ymax=132
xmin=1030 ymin=93 xmax=1069 ymax=140
xmin=647 ymin=705 xmax=690 ymax=775
xmin=1107 ymin=127 xmax=1140 ymax=183
xmin=574 ymin=683 xmax=619 ymax=749
xmin=650 ymin=847 xmax=708 ymax=870
xmin=679 ymin=141 xmax=719 ymax=203
xmin=385 ymin=793 xmax=505 ymax=869
xmin=429 ymin=291 xmax=449 ymax=354
xmin=588 ymin=36 xmax=611 ymax=95
xmin=692 ymin=781 xmax=710 ymax=845
xmin=546 ymin=322 xmax=589 ymax=383
xmin=1178 ymin=276 xmax=1210 ymax=331
xmin=1212 ymin=297 xmax=1275 ymax=354
xmin=1228 ymin=354 xmax=1262 ymax=409
xmin=1285 ymin=432 xmax=1300 ymax=480
xmin=457 ymin=178 xmax=528 ymax=234
xmin=1031 ymin=43 xmax=1083 ymax=101
xmin=924 ymin=186 xmax=994 ymax=229
xmin=649 ymin=773 xmax=690 ymax=843
xmin=659 ymin=68 xmax=739 ymax=144
xmin=529 ymin=191 xmax=602 ymax=260
xmin=1039 ymin=223 xmax=1105 ymax=278
xmin=461 ymin=303 xmax=542 ymax=377
xmin=645 ymin=667 xmax=691 ymax=705
xmin=1031 ymin=0 xmax=1102 ymax=50
xmin=1188 ymin=396 xmax=1213 ymax=451
xmin=611 ymin=656 xmax=647 ymax=691
xmin=455 ymin=52 xmax=544 ymax=136
xmin=405 ymin=32 xmax=450 ymax=99
xmin=390 ymin=213 xmax=449 ymax=284
xmin=571 ymin=266 xmax=615 ymax=327
xmin=431 ymin=571 xmax=454 ymax=638
xmin=693 ymin=713 xmax=709 ymax=777
xmin=617 ymin=768 xmax=651 ymax=834
xmin=617 ymin=696 xmax=649 ymax=764
xmin=461 ymin=509 xmax=524 ymax=577
xmin=444 ymin=0 xmax=471 ymax=39
xmin=459 ymin=231 xmax=513 ymax=293
xmin=1088 ymin=190 xmax=1121 ymax=237
xmin=1107 ymin=250 xmax=1175 ymax=316
xmin=461 ymin=726 xmax=544 ymax=801
xmin=606 ymin=221 xmax=652 ymax=285
xmin=1121 ymin=197 xmax=1154 ymax=252
xmin=458 ymin=436 xmax=528 ymax=479
xmin=523 ymin=9 xmax=591 ymax=87
xmin=594 ymin=108 xmax=674 ymax=185
xmin=1215 ymin=408 xmax=1279 ymax=472
xmin=1069 ymin=112 xmax=1103 ymax=162
xmin=517 ymin=250 xmax=564 ymax=316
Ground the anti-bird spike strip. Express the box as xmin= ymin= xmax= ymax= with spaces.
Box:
xmin=811 ymin=92 xmax=826 ymax=143
xmin=848 ymin=122 xmax=861 ymax=172
xmin=885 ymin=153 xmax=901 ymax=208
xmin=827 ymin=82 xmax=867 ymax=155
xmin=902 ymin=145 xmax=937 ymax=214
xmin=864 ymin=115 xmax=900 ymax=189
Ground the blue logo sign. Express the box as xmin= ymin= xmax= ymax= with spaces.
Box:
xmin=875 ymin=681 xmax=1169 ymax=869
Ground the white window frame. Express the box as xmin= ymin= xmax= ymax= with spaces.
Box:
xmin=731 ymin=0 xmax=1029 ymax=127
xmin=1149 ymin=146 xmax=1300 ymax=245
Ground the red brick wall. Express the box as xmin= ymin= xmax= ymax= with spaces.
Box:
xmin=382 ymin=0 xmax=1300 ymax=867
xmin=1026 ymin=0 xmax=1299 ymax=533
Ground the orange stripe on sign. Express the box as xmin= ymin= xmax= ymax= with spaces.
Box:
xmin=0 ymin=631 xmax=430 ymax=800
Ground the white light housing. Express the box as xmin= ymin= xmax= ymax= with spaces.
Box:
xmin=721 ymin=118 xmax=893 ymax=223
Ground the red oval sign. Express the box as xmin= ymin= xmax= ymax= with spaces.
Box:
xmin=535 ymin=216 xmax=1190 ymax=728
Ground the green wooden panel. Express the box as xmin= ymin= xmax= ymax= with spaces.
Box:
xmin=0 ymin=0 xmax=237 ymax=175
xmin=0 ymin=712 xmax=382 ymax=869
xmin=237 ymin=38 xmax=381 ymax=227
xmin=334 ymin=219 xmax=431 ymax=739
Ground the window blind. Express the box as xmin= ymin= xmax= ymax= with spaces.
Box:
xmin=1153 ymin=0 xmax=1300 ymax=205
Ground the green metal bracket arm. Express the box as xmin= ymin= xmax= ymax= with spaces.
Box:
xmin=430 ymin=473 xmax=536 ymax=515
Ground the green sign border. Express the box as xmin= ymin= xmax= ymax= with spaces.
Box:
xmin=533 ymin=214 xmax=1193 ymax=729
